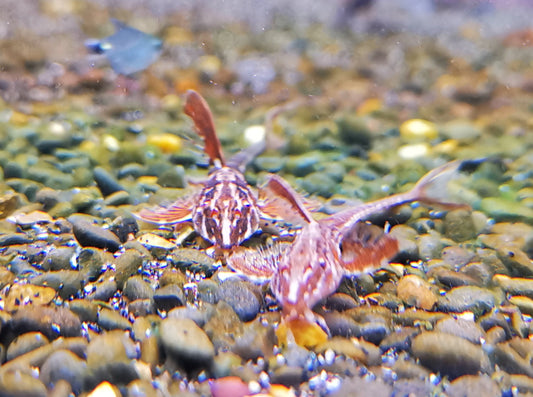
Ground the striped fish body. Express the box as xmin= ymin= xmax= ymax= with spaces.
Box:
xmin=192 ymin=167 xmax=261 ymax=249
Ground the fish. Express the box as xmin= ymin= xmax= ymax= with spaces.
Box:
xmin=138 ymin=90 xmax=298 ymax=252
xmin=227 ymin=160 xmax=472 ymax=346
xmin=85 ymin=19 xmax=162 ymax=76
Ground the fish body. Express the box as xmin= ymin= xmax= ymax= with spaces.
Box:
xmin=138 ymin=90 xmax=269 ymax=251
xmin=85 ymin=19 xmax=162 ymax=76
xmin=228 ymin=161 xmax=470 ymax=340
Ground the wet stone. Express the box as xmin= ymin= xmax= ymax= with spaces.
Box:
xmin=43 ymin=247 xmax=76 ymax=271
xmin=113 ymin=249 xmax=144 ymax=289
xmin=0 ymin=371 xmax=47 ymax=397
xmin=300 ymin=172 xmax=336 ymax=198
xmin=103 ymin=190 xmax=131 ymax=206
xmin=128 ymin=299 xmax=154 ymax=317
xmin=85 ymin=330 xmax=139 ymax=389
xmin=270 ymin=366 xmax=305 ymax=388
xmin=93 ymin=166 xmax=125 ymax=197
xmin=167 ymin=305 xmax=213 ymax=328
xmin=31 ymin=270 xmax=84 ymax=300
xmin=3 ymin=283 xmax=57 ymax=311
xmin=124 ymin=275 xmax=154 ymax=301
xmin=322 ymin=293 xmax=358 ymax=312
xmin=323 ymin=312 xmax=361 ymax=338
xmin=446 ymin=374 xmax=500 ymax=397
xmin=434 ymin=317 xmax=486 ymax=344
xmin=493 ymin=340 xmax=533 ymax=378
xmin=6 ymin=332 xmax=49 ymax=361
xmin=437 ymin=286 xmax=496 ymax=316
xmin=39 ymin=349 xmax=87 ymax=395
xmin=67 ymin=299 xmax=99 ymax=323
xmin=9 ymin=306 xmax=82 ymax=340
xmin=72 ymin=220 xmax=121 ymax=252
xmin=157 ymin=165 xmax=186 ymax=188
xmin=159 ymin=318 xmax=215 ymax=368
xmin=109 ymin=216 xmax=139 ymax=243
xmin=396 ymin=274 xmax=437 ymax=310
xmin=411 ymin=332 xmax=491 ymax=379
xmin=86 ymin=278 xmax=118 ymax=302
xmin=218 ymin=279 xmax=261 ymax=322
xmin=431 ymin=266 xmax=481 ymax=288
xmin=493 ymin=275 xmax=533 ymax=299
xmin=0 ymin=232 xmax=33 ymax=246
xmin=444 ymin=209 xmax=477 ymax=242
xmin=152 ymin=284 xmax=186 ymax=312
xmin=380 ymin=327 xmax=420 ymax=352
xmin=97 ymin=307 xmax=132 ymax=331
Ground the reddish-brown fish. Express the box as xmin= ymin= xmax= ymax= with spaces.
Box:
xmin=227 ymin=161 xmax=468 ymax=344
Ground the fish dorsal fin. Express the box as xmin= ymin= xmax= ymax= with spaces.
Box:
xmin=340 ymin=222 xmax=399 ymax=274
xmin=184 ymin=90 xmax=225 ymax=167
xmin=259 ymin=174 xmax=314 ymax=226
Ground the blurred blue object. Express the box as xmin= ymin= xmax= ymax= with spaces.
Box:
xmin=85 ymin=19 xmax=162 ymax=76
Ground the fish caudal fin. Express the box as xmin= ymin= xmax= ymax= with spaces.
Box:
xmin=341 ymin=222 xmax=399 ymax=274
xmin=184 ymin=90 xmax=225 ymax=167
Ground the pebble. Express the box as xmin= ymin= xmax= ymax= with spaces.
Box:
xmin=159 ymin=318 xmax=215 ymax=368
xmin=444 ymin=209 xmax=477 ymax=242
xmin=97 ymin=307 xmax=132 ymax=331
xmin=379 ymin=327 xmax=420 ymax=352
xmin=146 ymin=133 xmax=182 ymax=154
xmin=396 ymin=274 xmax=437 ymax=310
xmin=9 ymin=306 xmax=82 ymax=339
xmin=446 ymin=374 xmax=500 ymax=397
xmin=493 ymin=274 xmax=533 ymax=299
xmin=434 ymin=317 xmax=486 ymax=344
xmin=437 ymin=286 xmax=496 ymax=316
xmin=4 ymin=283 xmax=56 ymax=311
xmin=411 ymin=332 xmax=491 ymax=379
xmin=399 ymin=119 xmax=438 ymax=142
xmin=0 ymin=371 xmax=48 ymax=397
xmin=85 ymin=331 xmax=139 ymax=389
xmin=39 ymin=349 xmax=87 ymax=394
xmin=152 ymin=284 xmax=186 ymax=312
xmin=335 ymin=115 xmax=372 ymax=147
xmin=493 ymin=339 xmax=533 ymax=378
xmin=300 ymin=172 xmax=337 ymax=198
xmin=156 ymin=165 xmax=186 ymax=188
xmin=6 ymin=332 xmax=49 ymax=361
xmin=218 ymin=279 xmax=261 ymax=322
xmin=72 ymin=220 xmax=121 ymax=253
xmin=123 ymin=275 xmax=154 ymax=301
xmin=43 ymin=247 xmax=76 ymax=271
xmin=480 ymin=197 xmax=533 ymax=222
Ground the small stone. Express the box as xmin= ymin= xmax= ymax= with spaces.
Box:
xmin=4 ymin=284 xmax=56 ymax=311
xmin=40 ymin=349 xmax=87 ymax=394
xmin=444 ymin=209 xmax=477 ymax=242
xmin=508 ymin=295 xmax=533 ymax=316
xmin=124 ymin=275 xmax=154 ymax=301
xmin=434 ymin=317 xmax=486 ymax=344
xmin=438 ymin=286 xmax=496 ymax=316
xmin=6 ymin=332 xmax=49 ymax=361
xmin=335 ymin=115 xmax=372 ymax=147
xmin=300 ymin=172 xmax=336 ymax=198
xmin=159 ymin=318 xmax=215 ymax=367
xmin=480 ymin=197 xmax=533 ymax=222
xmin=43 ymin=247 xmax=76 ymax=271
xmin=147 ymin=133 xmax=182 ymax=154
xmin=152 ymin=284 xmax=186 ymax=312
xmin=380 ymin=327 xmax=420 ymax=352
xmin=0 ymin=232 xmax=33 ymax=246
xmin=93 ymin=167 xmax=125 ymax=197
xmin=493 ymin=275 xmax=533 ymax=299
xmin=157 ymin=165 xmax=186 ymax=188
xmin=97 ymin=308 xmax=132 ymax=331
xmin=399 ymin=119 xmax=438 ymax=141
xmin=0 ymin=371 xmax=47 ymax=397
xmin=411 ymin=332 xmax=491 ymax=379
xmin=72 ymin=220 xmax=121 ymax=252
xmin=446 ymin=374 xmax=500 ymax=397
xmin=9 ymin=306 xmax=82 ymax=340
xmin=218 ymin=279 xmax=261 ymax=322
xmin=396 ymin=274 xmax=437 ymax=310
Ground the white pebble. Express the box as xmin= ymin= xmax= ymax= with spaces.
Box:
xmin=398 ymin=143 xmax=431 ymax=160
xmin=244 ymin=125 xmax=266 ymax=145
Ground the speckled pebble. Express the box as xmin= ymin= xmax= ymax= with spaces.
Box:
xmin=396 ymin=274 xmax=437 ymax=310
xmin=437 ymin=286 xmax=496 ymax=316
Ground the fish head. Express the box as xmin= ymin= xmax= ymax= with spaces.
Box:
xmin=271 ymin=222 xmax=344 ymax=321
xmin=192 ymin=168 xmax=260 ymax=249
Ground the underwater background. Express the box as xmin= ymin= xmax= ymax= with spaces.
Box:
xmin=1 ymin=0 xmax=533 ymax=396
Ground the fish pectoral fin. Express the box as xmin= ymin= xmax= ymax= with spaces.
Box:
xmin=136 ymin=200 xmax=193 ymax=225
xmin=258 ymin=174 xmax=314 ymax=226
xmin=226 ymin=246 xmax=278 ymax=281
xmin=340 ymin=222 xmax=399 ymax=274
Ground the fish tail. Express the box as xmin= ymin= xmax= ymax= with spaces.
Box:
xmin=408 ymin=159 xmax=474 ymax=209
xmin=184 ymin=90 xmax=225 ymax=167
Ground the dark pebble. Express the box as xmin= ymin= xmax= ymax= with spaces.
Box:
xmin=39 ymin=349 xmax=87 ymax=395
xmin=323 ymin=312 xmax=361 ymax=338
xmin=93 ymin=166 xmax=125 ymax=197
xmin=411 ymin=332 xmax=491 ymax=379
xmin=97 ymin=307 xmax=132 ymax=331
xmin=86 ymin=278 xmax=118 ymax=301
xmin=197 ymin=279 xmax=220 ymax=304
xmin=31 ymin=270 xmax=84 ymax=300
xmin=434 ymin=317 xmax=486 ymax=344
xmin=43 ymin=247 xmax=76 ymax=271
xmin=0 ymin=233 xmax=33 ymax=246
xmin=380 ymin=327 xmax=420 ymax=352
xmin=109 ymin=216 xmax=138 ymax=243
xmin=153 ymin=284 xmax=186 ymax=312
xmin=124 ymin=275 xmax=154 ymax=301
xmin=322 ymin=293 xmax=358 ymax=312
xmin=85 ymin=330 xmax=139 ymax=389
xmin=9 ymin=306 xmax=82 ymax=340
xmin=167 ymin=305 xmax=213 ymax=328
xmin=437 ymin=286 xmax=496 ymax=316
xmin=270 ymin=366 xmax=306 ymax=388
xmin=103 ymin=190 xmax=131 ymax=206
xmin=128 ymin=299 xmax=155 ymax=317
xmin=113 ymin=249 xmax=144 ymax=289
xmin=218 ymin=279 xmax=261 ymax=322
xmin=72 ymin=220 xmax=121 ymax=252
xmin=157 ymin=165 xmax=186 ymax=188
xmin=67 ymin=299 xmax=99 ymax=323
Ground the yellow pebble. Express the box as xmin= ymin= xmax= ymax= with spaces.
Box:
xmin=399 ymin=118 xmax=438 ymax=141
xmin=197 ymin=55 xmax=222 ymax=76
xmin=10 ymin=110 xmax=31 ymax=126
xmin=357 ymin=98 xmax=382 ymax=115
xmin=147 ymin=133 xmax=182 ymax=154
xmin=433 ymin=139 xmax=459 ymax=155
xmin=87 ymin=381 xmax=120 ymax=397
